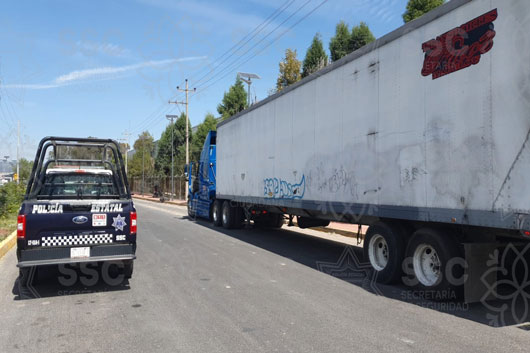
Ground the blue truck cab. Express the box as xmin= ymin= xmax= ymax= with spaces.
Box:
xmin=187 ymin=131 xmax=216 ymax=219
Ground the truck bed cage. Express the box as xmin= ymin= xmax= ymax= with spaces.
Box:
xmin=26 ymin=137 xmax=131 ymax=200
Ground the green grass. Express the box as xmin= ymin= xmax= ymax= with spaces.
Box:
xmin=0 ymin=182 xmax=25 ymax=242
xmin=0 ymin=214 xmax=17 ymax=242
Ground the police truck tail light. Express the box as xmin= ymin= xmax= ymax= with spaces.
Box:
xmin=130 ymin=212 xmax=137 ymax=234
xmin=17 ymin=215 xmax=26 ymax=238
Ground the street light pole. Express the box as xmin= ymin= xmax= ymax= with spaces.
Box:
xmin=166 ymin=115 xmax=179 ymax=201
xmin=238 ymin=72 xmax=261 ymax=106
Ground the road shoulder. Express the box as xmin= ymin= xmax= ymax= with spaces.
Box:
xmin=0 ymin=231 xmax=16 ymax=261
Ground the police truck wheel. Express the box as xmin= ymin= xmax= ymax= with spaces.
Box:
xmin=123 ymin=260 xmax=134 ymax=279
xmin=221 ymin=201 xmax=234 ymax=229
xmin=405 ymin=228 xmax=464 ymax=300
xmin=212 ymin=200 xmax=222 ymax=226
xmin=363 ymin=222 xmax=406 ymax=284
xmin=18 ymin=267 xmax=33 ymax=287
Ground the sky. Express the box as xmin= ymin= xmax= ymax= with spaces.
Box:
xmin=0 ymin=0 xmax=409 ymax=161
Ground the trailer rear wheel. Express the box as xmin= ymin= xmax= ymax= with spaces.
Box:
xmin=221 ymin=201 xmax=235 ymax=229
xmin=405 ymin=229 xmax=463 ymax=300
xmin=363 ymin=222 xmax=406 ymax=284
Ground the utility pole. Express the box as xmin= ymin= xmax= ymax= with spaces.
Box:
xmin=166 ymin=115 xmax=179 ymax=201
xmin=142 ymin=137 xmax=145 ymax=196
xmin=16 ymin=120 xmax=20 ymax=184
xmin=169 ymin=79 xmax=196 ymax=200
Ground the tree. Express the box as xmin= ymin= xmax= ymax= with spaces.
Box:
xmin=12 ymin=158 xmax=33 ymax=182
xmin=217 ymin=78 xmax=248 ymax=121
xmin=276 ymin=49 xmax=301 ymax=92
xmin=192 ymin=113 xmax=217 ymax=161
xmin=329 ymin=21 xmax=351 ymax=62
xmin=302 ymin=33 xmax=328 ymax=78
xmin=129 ymin=131 xmax=155 ymax=178
xmin=155 ymin=113 xmax=192 ymax=176
xmin=349 ymin=22 xmax=375 ymax=52
xmin=403 ymin=0 xmax=445 ymax=23
xmin=174 ymin=113 xmax=193 ymax=176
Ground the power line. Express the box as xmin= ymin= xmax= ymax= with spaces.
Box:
xmin=192 ymin=0 xmax=330 ymax=98
xmin=192 ymin=0 xmax=312 ymax=92
xmin=190 ymin=0 xmax=297 ymax=89
xmin=133 ymin=104 xmax=175 ymax=135
xmin=131 ymin=0 xmax=327 ymax=135
xmin=190 ymin=0 xmax=315 ymax=96
xmin=172 ymin=0 xmax=296 ymax=98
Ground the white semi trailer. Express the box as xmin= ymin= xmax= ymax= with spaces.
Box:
xmin=208 ymin=0 xmax=530 ymax=300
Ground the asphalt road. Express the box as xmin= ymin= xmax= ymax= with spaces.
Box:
xmin=1 ymin=199 xmax=529 ymax=353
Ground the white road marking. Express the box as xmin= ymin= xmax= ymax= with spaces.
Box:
xmin=398 ymin=337 xmax=415 ymax=345
xmin=133 ymin=200 xmax=188 ymax=217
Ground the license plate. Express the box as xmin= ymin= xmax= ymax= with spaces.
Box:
xmin=70 ymin=247 xmax=90 ymax=259
xmin=92 ymin=214 xmax=107 ymax=227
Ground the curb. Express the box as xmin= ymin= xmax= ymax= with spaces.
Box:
xmin=133 ymin=195 xmax=187 ymax=207
xmin=0 ymin=231 xmax=16 ymax=261
xmin=310 ymin=226 xmax=365 ymax=241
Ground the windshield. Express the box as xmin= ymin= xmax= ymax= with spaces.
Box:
xmin=38 ymin=172 xmax=119 ymax=199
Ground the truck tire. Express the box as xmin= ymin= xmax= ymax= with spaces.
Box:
xmin=221 ymin=200 xmax=235 ymax=229
xmin=232 ymin=206 xmax=244 ymax=229
xmin=212 ymin=200 xmax=222 ymax=227
xmin=254 ymin=213 xmax=283 ymax=228
xmin=363 ymin=222 xmax=406 ymax=284
xmin=187 ymin=198 xmax=195 ymax=218
xmin=405 ymin=228 xmax=464 ymax=300
xmin=270 ymin=213 xmax=284 ymax=228
xmin=18 ymin=267 xmax=33 ymax=287
xmin=123 ymin=260 xmax=134 ymax=279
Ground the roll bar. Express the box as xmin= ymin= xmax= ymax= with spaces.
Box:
xmin=26 ymin=137 xmax=131 ymax=200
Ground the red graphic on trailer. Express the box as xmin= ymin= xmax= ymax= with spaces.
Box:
xmin=421 ymin=9 xmax=498 ymax=80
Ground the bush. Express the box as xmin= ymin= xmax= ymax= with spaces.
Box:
xmin=0 ymin=182 xmax=26 ymax=218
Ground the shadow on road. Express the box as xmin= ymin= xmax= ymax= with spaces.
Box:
xmin=189 ymin=216 xmax=530 ymax=328
xmin=12 ymin=263 xmax=131 ymax=300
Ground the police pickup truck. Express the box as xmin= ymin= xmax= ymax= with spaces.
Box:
xmin=17 ymin=137 xmax=136 ymax=284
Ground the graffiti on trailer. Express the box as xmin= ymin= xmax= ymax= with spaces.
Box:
xmin=264 ymin=175 xmax=306 ymax=199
